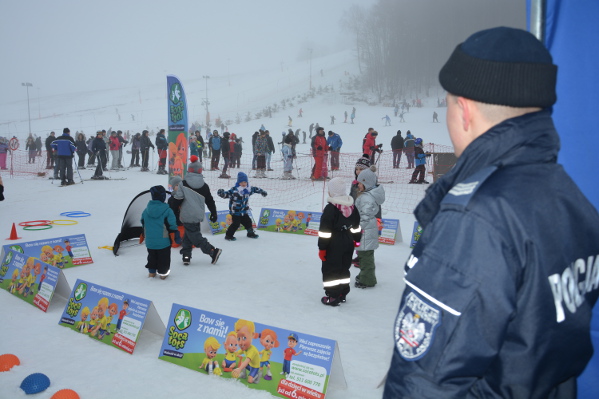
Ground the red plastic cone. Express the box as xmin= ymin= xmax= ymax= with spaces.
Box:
xmin=7 ymin=223 xmax=21 ymax=240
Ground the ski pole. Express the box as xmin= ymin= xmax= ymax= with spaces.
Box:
xmin=73 ymin=156 xmax=84 ymax=184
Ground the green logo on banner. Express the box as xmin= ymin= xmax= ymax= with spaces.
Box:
xmin=174 ymin=308 xmax=192 ymax=331
xmin=74 ymin=282 xmax=87 ymax=301
xmin=169 ymin=82 xmax=185 ymax=123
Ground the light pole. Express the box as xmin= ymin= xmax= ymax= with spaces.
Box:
xmin=201 ymin=75 xmax=210 ymax=127
xmin=309 ymin=49 xmax=313 ymax=91
xmin=21 ymin=82 xmax=33 ymax=135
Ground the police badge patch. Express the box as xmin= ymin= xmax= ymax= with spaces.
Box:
xmin=394 ymin=292 xmax=441 ymax=361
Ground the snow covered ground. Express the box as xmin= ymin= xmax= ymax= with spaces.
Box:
xmin=0 ymin=49 xmax=452 ymax=398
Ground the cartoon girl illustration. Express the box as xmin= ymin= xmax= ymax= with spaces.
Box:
xmin=222 ymin=332 xmax=240 ymax=372
xmin=259 ymin=328 xmax=280 ymax=381
xmin=200 ymin=337 xmax=222 ymax=375
xmin=41 ymin=245 xmax=54 ymax=266
xmin=32 ymin=262 xmax=42 ymax=294
xmin=88 ymin=307 xmax=99 ymax=335
xmin=232 ymin=319 xmax=261 ymax=383
xmin=275 ymin=219 xmax=282 ymax=232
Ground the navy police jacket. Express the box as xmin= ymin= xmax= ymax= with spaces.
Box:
xmin=384 ymin=110 xmax=599 ymax=399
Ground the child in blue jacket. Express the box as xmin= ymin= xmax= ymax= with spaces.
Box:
xmin=141 ymin=185 xmax=180 ymax=279
xmin=217 ymin=172 xmax=267 ymax=241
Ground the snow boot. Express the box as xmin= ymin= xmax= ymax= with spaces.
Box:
xmin=247 ymin=231 xmax=259 ymax=239
xmin=224 ymin=236 xmax=236 ymax=241
xmin=182 ymin=255 xmax=191 ymax=266
xmin=210 ymin=248 xmax=222 ymax=265
xmin=321 ymin=295 xmax=342 ymax=306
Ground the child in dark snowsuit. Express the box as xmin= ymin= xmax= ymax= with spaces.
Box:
xmin=141 ymin=185 xmax=180 ymax=279
xmin=318 ymin=177 xmax=362 ymax=306
xmin=217 ymin=172 xmax=267 ymax=241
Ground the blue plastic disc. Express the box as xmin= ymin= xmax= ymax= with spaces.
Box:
xmin=20 ymin=372 xmax=50 ymax=394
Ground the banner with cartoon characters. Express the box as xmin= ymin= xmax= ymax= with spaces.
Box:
xmin=410 ymin=221 xmax=422 ymax=248
xmin=58 ymin=279 xmax=165 ymax=354
xmin=159 ymin=304 xmax=346 ymax=398
xmin=167 ymin=75 xmax=188 ymax=181
xmin=205 ymin=210 xmax=256 ymax=235
xmin=0 ymin=249 xmax=69 ymax=312
xmin=1 ymin=233 xmax=93 ymax=269
xmin=256 ymin=208 xmax=322 ymax=236
xmin=377 ymin=218 xmax=401 ymax=245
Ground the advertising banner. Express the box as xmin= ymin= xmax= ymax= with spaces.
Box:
xmin=377 ymin=218 xmax=401 ymax=245
xmin=206 ymin=210 xmax=256 ymax=235
xmin=58 ymin=279 xmax=164 ymax=354
xmin=2 ymin=234 xmax=93 ymax=269
xmin=410 ymin=221 xmax=422 ymax=248
xmin=257 ymin=208 xmax=322 ymax=236
xmin=167 ymin=75 xmax=188 ymax=181
xmin=159 ymin=304 xmax=346 ymax=398
xmin=0 ymin=249 xmax=68 ymax=312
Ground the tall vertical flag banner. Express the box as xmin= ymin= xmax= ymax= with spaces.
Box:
xmin=167 ymin=75 xmax=189 ymax=184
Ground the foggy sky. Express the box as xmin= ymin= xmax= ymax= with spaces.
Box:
xmin=0 ymin=0 xmax=376 ymax=107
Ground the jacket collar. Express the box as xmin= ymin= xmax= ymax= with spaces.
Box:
xmin=415 ymin=109 xmax=559 ymax=228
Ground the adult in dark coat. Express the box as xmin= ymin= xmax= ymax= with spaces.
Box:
xmin=140 ymin=130 xmax=155 ymax=171
xmin=390 ymin=130 xmax=404 ymax=168
xmin=45 ymin=131 xmax=56 ymax=169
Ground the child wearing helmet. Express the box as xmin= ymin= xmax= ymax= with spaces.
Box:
xmin=408 ymin=138 xmax=430 ymax=184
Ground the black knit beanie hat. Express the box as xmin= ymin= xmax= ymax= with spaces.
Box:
xmin=439 ymin=27 xmax=557 ymax=107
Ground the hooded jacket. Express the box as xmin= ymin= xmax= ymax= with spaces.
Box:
xmin=384 ymin=110 xmax=599 ymax=399
xmin=170 ymin=172 xmax=217 ymax=224
xmin=141 ymin=200 xmax=177 ymax=250
xmin=355 ymin=184 xmax=385 ymax=251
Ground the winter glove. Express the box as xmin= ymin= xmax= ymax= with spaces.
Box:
xmin=354 ymin=241 xmax=361 ymax=248
xmin=209 ymin=213 xmax=218 ymax=223
xmin=318 ymin=250 xmax=327 ymax=262
xmin=217 ymin=189 xmax=225 ymax=197
xmin=173 ymin=230 xmax=182 ymax=244
xmin=261 ymin=191 xmax=268 ymax=197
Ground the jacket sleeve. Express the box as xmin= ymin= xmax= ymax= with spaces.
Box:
xmin=317 ymin=205 xmax=334 ymax=250
xmin=201 ymin=184 xmax=218 ymax=216
xmin=385 ymin=210 xmax=518 ymax=398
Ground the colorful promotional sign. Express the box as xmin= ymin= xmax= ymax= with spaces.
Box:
xmin=377 ymin=218 xmax=401 ymax=245
xmin=159 ymin=304 xmax=345 ymax=398
xmin=167 ymin=75 xmax=188 ymax=181
xmin=58 ymin=279 xmax=164 ymax=354
xmin=0 ymin=249 xmax=69 ymax=312
xmin=205 ymin=210 xmax=256 ymax=235
xmin=410 ymin=221 xmax=422 ymax=248
xmin=2 ymin=233 xmax=93 ymax=269
xmin=257 ymin=208 xmax=322 ymax=236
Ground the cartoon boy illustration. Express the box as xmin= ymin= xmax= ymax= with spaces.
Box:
xmin=232 ymin=319 xmax=261 ymax=383
xmin=306 ymin=213 xmax=312 ymax=229
xmin=297 ymin=212 xmax=305 ymax=230
xmin=53 ymin=245 xmax=65 ymax=268
xmin=76 ymin=307 xmax=90 ymax=333
xmin=8 ymin=269 xmax=19 ymax=294
xmin=200 ymin=337 xmax=222 ymax=375
xmin=64 ymin=239 xmax=74 ymax=258
xmin=106 ymin=303 xmax=119 ymax=334
xmin=281 ymin=333 xmax=302 ymax=378
xmin=222 ymin=332 xmax=239 ymax=372
xmin=259 ymin=328 xmax=279 ymax=381
xmin=274 ymin=219 xmax=283 ymax=232
xmin=38 ymin=266 xmax=48 ymax=293
xmin=116 ymin=299 xmax=130 ymax=332
xmin=32 ymin=262 xmax=42 ymax=294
